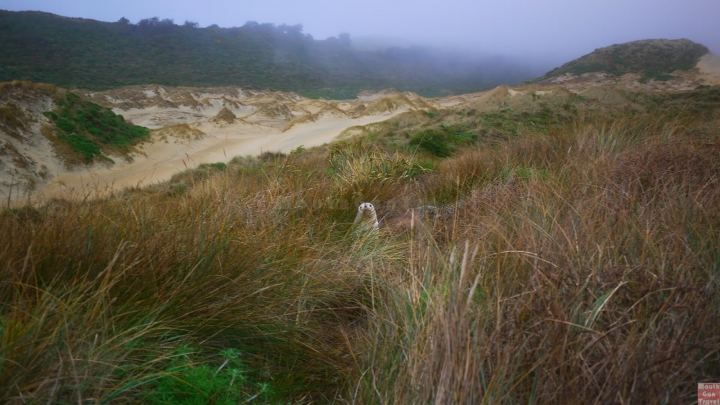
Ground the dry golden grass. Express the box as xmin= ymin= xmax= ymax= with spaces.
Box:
xmin=1 ymin=154 xmax=374 ymax=403
xmin=1 ymin=104 xmax=719 ymax=403
xmin=152 ymin=123 xmax=206 ymax=144
xmin=353 ymin=111 xmax=720 ymax=404
xmin=0 ymin=80 xmax=65 ymax=99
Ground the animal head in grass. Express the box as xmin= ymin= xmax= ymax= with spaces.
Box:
xmin=354 ymin=202 xmax=379 ymax=232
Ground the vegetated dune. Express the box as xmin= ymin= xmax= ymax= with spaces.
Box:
xmin=534 ymin=39 xmax=720 ymax=92
xmin=2 ymin=47 xmax=720 ymax=206
xmin=3 ymin=77 xmax=719 ymax=404
xmin=0 ymin=82 xmax=67 ymax=202
xmin=0 ymin=84 xmax=435 ymax=204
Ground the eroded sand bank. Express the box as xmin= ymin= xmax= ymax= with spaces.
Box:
xmin=38 ymin=105 xmax=410 ymax=201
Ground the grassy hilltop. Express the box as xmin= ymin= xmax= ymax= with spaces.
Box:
xmin=2 ymin=81 xmax=720 ymax=403
xmin=536 ymin=38 xmax=709 ymax=82
xmin=0 ymin=10 xmax=532 ymax=98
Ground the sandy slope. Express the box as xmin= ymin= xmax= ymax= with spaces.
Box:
xmin=17 ymin=86 xmax=419 ymax=203
xmin=40 ymin=109 xmax=409 ymax=201
xmin=697 ymin=53 xmax=720 ymax=84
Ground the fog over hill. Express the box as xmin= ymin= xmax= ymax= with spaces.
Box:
xmin=1 ymin=38 xmax=718 ymax=203
xmin=4 ymin=0 xmax=720 ymax=63
xmin=3 ymin=0 xmax=719 ymax=97
xmin=0 ymin=10 xmax=537 ymax=98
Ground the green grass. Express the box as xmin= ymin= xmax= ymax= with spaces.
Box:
xmin=44 ymin=92 xmax=149 ymax=163
xmin=537 ymin=38 xmax=708 ymax=81
xmin=639 ymin=69 xmax=675 ymax=83
xmin=1 ymin=88 xmax=719 ymax=403
xmin=409 ymin=127 xmax=478 ymax=157
xmin=140 ymin=346 xmax=278 ymax=404
xmin=60 ymin=133 xmax=103 ymax=161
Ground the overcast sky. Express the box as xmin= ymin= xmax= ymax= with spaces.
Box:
xmin=2 ymin=0 xmax=719 ymax=68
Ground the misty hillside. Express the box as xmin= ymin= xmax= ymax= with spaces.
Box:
xmin=537 ymin=39 xmax=709 ymax=82
xmin=0 ymin=10 xmax=534 ymax=98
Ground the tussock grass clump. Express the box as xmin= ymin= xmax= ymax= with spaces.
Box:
xmin=0 ymin=155 xmax=388 ymax=403
xmin=0 ymin=80 xmax=65 ymax=99
xmin=328 ymin=139 xmax=429 ymax=206
xmin=152 ymin=123 xmax=206 ymax=144
xmin=0 ymin=102 xmax=29 ymax=134
xmin=354 ymin=111 xmax=720 ymax=404
xmin=2 ymin=105 xmax=719 ymax=403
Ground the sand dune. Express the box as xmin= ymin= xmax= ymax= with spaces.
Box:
xmin=3 ymin=54 xmax=720 ymax=206
xmin=3 ymin=87 xmax=420 ymax=204
xmin=41 ymin=109 xmax=411 ymax=201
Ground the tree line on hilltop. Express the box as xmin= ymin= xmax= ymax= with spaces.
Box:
xmin=0 ymin=10 xmax=533 ymax=98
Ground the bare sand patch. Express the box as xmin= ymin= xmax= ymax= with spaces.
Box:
xmin=697 ymin=53 xmax=720 ymax=84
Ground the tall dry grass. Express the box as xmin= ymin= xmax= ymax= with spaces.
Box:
xmin=354 ymin=112 xmax=720 ymax=404
xmin=1 ymin=107 xmax=719 ymax=403
xmin=1 ymin=151 xmax=387 ymax=403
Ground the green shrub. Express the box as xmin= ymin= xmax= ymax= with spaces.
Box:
xmin=409 ymin=128 xmax=478 ymax=157
xmin=61 ymin=133 xmax=101 ymax=161
xmin=141 ymin=346 xmax=275 ymax=405
xmin=56 ymin=117 xmax=75 ymax=133
xmin=43 ymin=111 xmax=58 ymax=120
xmin=409 ymin=129 xmax=452 ymax=157
xmin=47 ymin=93 xmax=150 ymax=162
xmin=640 ymin=69 xmax=674 ymax=83
xmin=198 ymin=162 xmax=228 ymax=172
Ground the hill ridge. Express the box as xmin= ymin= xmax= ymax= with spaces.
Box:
xmin=536 ymin=38 xmax=709 ymax=82
xmin=0 ymin=10 xmax=531 ymax=98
